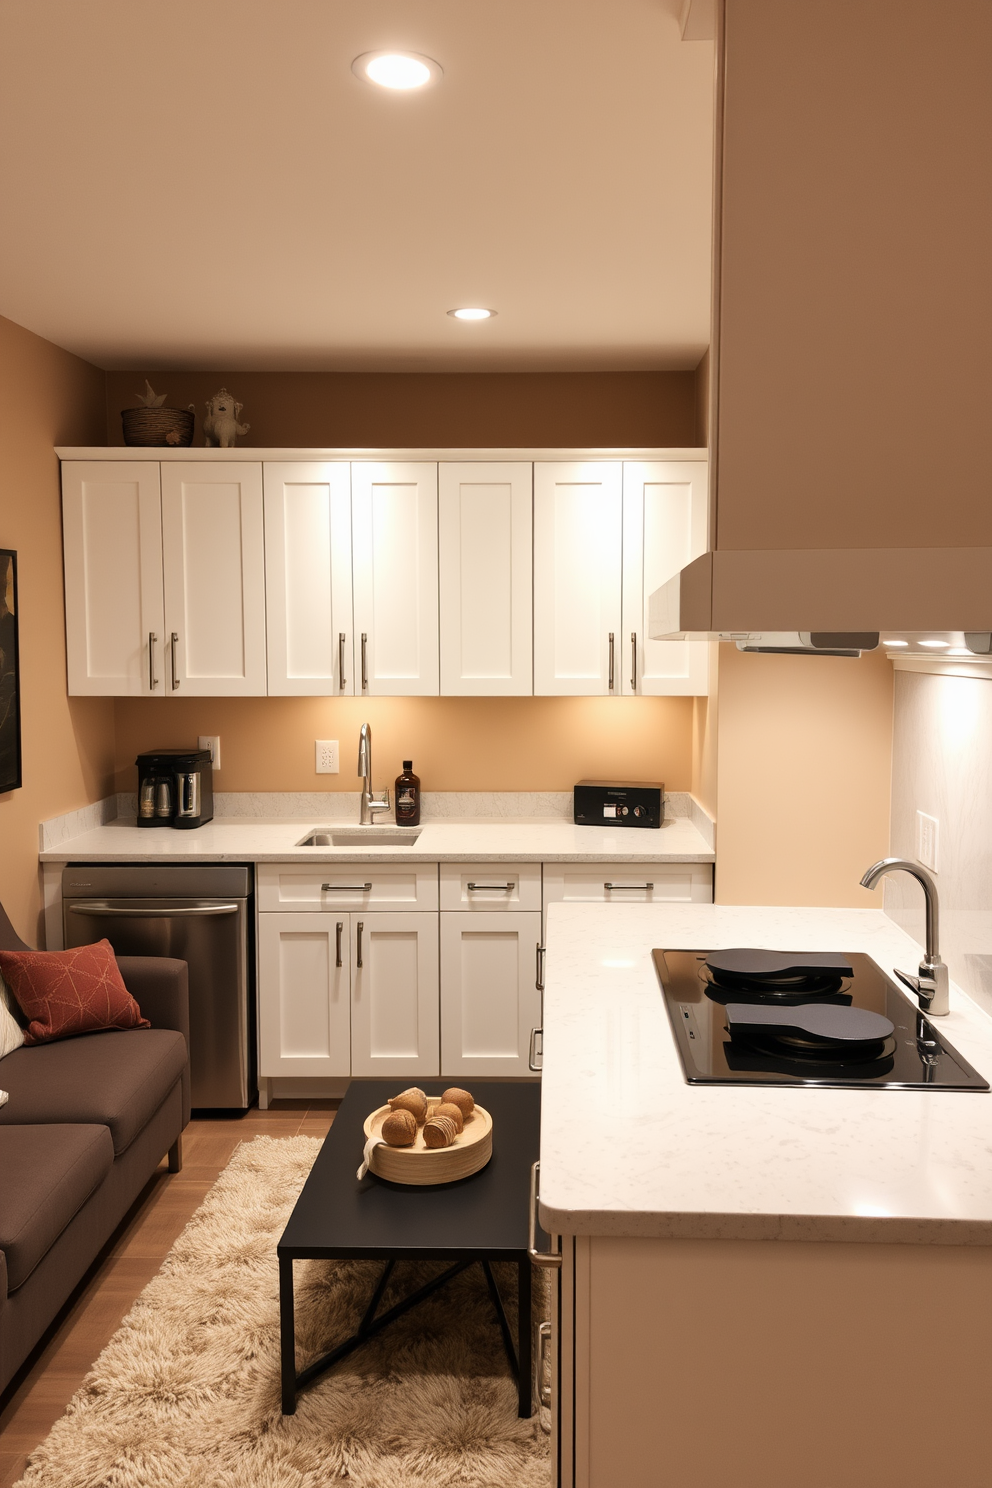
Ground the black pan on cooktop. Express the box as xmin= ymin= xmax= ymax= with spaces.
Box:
xmin=653 ymin=949 xmax=990 ymax=1090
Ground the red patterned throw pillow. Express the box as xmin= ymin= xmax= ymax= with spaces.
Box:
xmin=0 ymin=940 xmax=149 ymax=1046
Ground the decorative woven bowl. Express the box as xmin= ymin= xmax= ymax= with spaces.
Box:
xmin=121 ymin=407 xmax=194 ymax=447
xmin=362 ymin=1099 xmax=493 ymax=1185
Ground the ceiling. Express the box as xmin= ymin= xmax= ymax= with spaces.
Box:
xmin=0 ymin=1 xmax=714 ymax=372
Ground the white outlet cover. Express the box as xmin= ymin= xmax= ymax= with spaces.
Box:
xmin=916 ymin=810 xmax=939 ymax=873
xmin=315 ymin=739 xmax=339 ymax=774
xmin=197 ymin=735 xmax=221 ymax=770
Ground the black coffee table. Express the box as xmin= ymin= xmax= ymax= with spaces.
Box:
xmin=278 ymin=1079 xmax=544 ymax=1417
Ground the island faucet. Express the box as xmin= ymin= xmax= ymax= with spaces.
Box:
xmin=859 ymin=857 xmax=950 ymax=1016
xmin=357 ymin=723 xmax=391 ymax=826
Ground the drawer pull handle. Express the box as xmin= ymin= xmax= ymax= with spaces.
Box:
xmin=604 ymin=882 xmax=654 ymax=891
xmin=529 ymin=1026 xmax=543 ymax=1072
xmin=528 ymin=1161 xmax=562 ymax=1269
xmin=321 ymin=882 xmax=373 ymax=892
xmin=335 ymin=920 xmax=343 ymax=967
xmin=356 ymin=920 xmax=364 ymax=967
xmin=338 ymin=632 xmax=347 ymax=690
xmin=467 ymin=881 xmax=514 ymax=892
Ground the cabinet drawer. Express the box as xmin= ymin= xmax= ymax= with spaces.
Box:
xmin=257 ymin=863 xmax=438 ymax=911
xmin=542 ymin=862 xmax=712 ymax=908
xmin=439 ymin=863 xmax=541 ymax=912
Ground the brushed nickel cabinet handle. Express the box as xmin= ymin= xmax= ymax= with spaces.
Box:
xmin=536 ymin=943 xmax=546 ymax=991
xmin=361 ymin=632 xmax=368 ymax=693
xmin=529 ymin=1026 xmax=544 ymax=1072
xmin=630 ymin=631 xmax=637 ymax=691
xmin=356 ymin=919 xmax=364 ymax=968
xmin=321 ymin=882 xmax=372 ymax=893
xmin=608 ymin=631 xmax=615 ymax=692
xmin=529 ymin=1161 xmax=562 ymax=1269
xmin=467 ymin=881 xmax=514 ymax=892
xmin=170 ymin=631 xmax=180 ymax=689
xmin=148 ymin=632 xmax=158 ymax=691
xmin=338 ymin=632 xmax=347 ymax=690
xmin=335 ymin=920 xmax=343 ymax=967
xmin=604 ymin=882 xmax=654 ymax=891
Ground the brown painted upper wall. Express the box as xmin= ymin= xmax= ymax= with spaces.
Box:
xmin=104 ymin=370 xmax=704 ymax=448
xmin=0 ymin=314 xmax=114 ymax=944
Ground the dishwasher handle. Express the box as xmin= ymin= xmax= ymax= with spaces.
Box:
xmin=65 ymin=902 xmax=241 ymax=917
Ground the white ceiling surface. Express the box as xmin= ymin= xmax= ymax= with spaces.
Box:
xmin=0 ymin=1 xmax=714 ymax=372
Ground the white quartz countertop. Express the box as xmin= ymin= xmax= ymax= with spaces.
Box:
xmin=539 ymin=903 xmax=992 ymax=1245
xmin=39 ymin=814 xmax=714 ymax=864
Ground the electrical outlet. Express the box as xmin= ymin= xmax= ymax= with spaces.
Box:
xmin=916 ymin=810 xmax=939 ymax=872
xmin=197 ymin=736 xmax=221 ymax=770
xmin=315 ymin=739 xmax=339 ymax=774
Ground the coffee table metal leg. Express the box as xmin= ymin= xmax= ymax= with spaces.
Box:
xmin=279 ymin=1255 xmax=297 ymax=1415
xmin=518 ymin=1257 xmax=533 ymax=1418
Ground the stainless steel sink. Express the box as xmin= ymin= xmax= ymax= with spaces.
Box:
xmin=298 ymin=827 xmax=422 ymax=847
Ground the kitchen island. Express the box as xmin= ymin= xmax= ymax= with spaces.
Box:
xmin=540 ymin=903 xmax=992 ymax=1488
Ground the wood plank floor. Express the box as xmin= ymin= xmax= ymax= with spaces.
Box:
xmin=0 ymin=1101 xmax=337 ymax=1488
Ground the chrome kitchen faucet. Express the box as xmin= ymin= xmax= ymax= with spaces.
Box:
xmin=859 ymin=857 xmax=950 ymax=1016
xmin=357 ymin=723 xmax=391 ymax=826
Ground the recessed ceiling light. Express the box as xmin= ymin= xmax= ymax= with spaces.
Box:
xmin=352 ymin=52 xmax=441 ymax=90
xmin=882 ymin=639 xmax=908 ymax=647
xmin=919 ymin=639 xmax=950 ymax=648
xmin=447 ymin=307 xmax=496 ymax=321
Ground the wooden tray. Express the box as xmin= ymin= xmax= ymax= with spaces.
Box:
xmin=361 ymin=1098 xmax=493 ymax=1185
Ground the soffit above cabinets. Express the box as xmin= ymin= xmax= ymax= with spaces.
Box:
xmin=0 ymin=1 xmax=713 ymax=373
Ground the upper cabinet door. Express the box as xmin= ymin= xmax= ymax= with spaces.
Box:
xmin=533 ymin=462 xmax=622 ymax=696
xmin=621 ymin=462 xmax=710 ymax=696
xmin=351 ymin=462 xmax=439 ymax=697
xmin=439 ymin=462 xmax=533 ymax=696
xmin=62 ymin=461 xmax=165 ymax=697
xmin=161 ymin=463 xmax=267 ymax=696
xmin=263 ymin=462 xmax=353 ymax=696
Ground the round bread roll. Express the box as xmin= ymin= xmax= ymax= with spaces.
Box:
xmin=423 ymin=1114 xmax=458 ymax=1149
xmin=434 ymin=1100 xmax=464 ymax=1133
xmin=388 ymin=1087 xmax=428 ymax=1124
xmin=441 ymin=1087 xmax=475 ymax=1119
xmin=381 ymin=1108 xmax=417 ymax=1146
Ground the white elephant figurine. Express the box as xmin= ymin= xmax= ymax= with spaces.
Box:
xmin=203 ymin=388 xmax=250 ymax=448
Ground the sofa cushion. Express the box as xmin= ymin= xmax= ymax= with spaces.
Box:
xmin=0 ymin=941 xmax=149 ymax=1046
xmin=0 ymin=1028 xmax=187 ymax=1156
xmin=0 ymin=1124 xmax=113 ymax=1290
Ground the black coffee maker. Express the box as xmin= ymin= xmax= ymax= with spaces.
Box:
xmin=136 ymin=748 xmax=214 ymax=829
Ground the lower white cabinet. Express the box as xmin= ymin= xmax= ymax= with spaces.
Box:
xmin=350 ymin=912 xmax=440 ymax=1077
xmin=440 ymin=911 xmax=543 ymax=1077
xmin=257 ymin=913 xmax=352 ymax=1078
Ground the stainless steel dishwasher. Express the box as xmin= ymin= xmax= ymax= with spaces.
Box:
xmin=62 ymin=865 xmax=256 ymax=1111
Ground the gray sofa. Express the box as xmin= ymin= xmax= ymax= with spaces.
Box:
xmin=0 ymin=901 xmax=190 ymax=1394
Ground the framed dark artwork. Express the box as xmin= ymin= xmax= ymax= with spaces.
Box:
xmin=0 ymin=550 xmax=21 ymax=793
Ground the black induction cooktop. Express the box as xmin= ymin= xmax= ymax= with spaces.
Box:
xmin=653 ymin=949 xmax=989 ymax=1090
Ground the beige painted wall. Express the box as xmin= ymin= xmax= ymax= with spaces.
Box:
xmin=0 ymin=315 xmax=114 ymax=944
xmin=714 ymin=643 xmax=892 ymax=906
xmin=112 ymin=695 xmax=692 ymax=796
xmin=104 ymin=370 xmax=700 ymax=450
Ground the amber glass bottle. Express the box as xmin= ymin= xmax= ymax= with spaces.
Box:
xmin=395 ymin=760 xmax=421 ymax=825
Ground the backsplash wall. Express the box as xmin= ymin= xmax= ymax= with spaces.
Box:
xmin=112 ymin=694 xmax=693 ymax=796
xmin=886 ymin=669 xmax=992 ymax=1017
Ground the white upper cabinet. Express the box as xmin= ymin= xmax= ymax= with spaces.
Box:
xmin=351 ymin=462 xmax=439 ymax=697
xmin=439 ymin=462 xmax=533 ymax=696
xmin=263 ymin=462 xmax=353 ymax=696
xmin=621 ymin=462 xmax=710 ymax=696
xmin=533 ymin=462 xmax=623 ymax=696
xmin=62 ymin=461 xmax=166 ymax=697
xmin=160 ymin=463 xmax=267 ymax=696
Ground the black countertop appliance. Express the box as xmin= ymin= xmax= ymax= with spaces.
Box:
xmin=137 ymin=748 xmax=214 ymax=829
xmin=573 ymin=779 xmax=663 ymax=828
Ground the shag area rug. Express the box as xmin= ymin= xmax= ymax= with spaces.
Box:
xmin=17 ymin=1135 xmax=551 ymax=1488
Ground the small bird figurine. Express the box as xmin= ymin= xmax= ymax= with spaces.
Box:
xmin=134 ymin=380 xmax=167 ymax=408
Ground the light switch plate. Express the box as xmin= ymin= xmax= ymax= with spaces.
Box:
xmin=315 ymin=739 xmax=339 ymax=774
xmin=916 ymin=810 xmax=939 ymax=872
xmin=197 ymin=735 xmax=221 ymax=770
